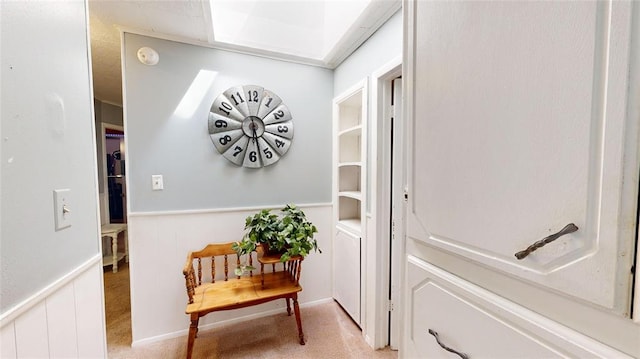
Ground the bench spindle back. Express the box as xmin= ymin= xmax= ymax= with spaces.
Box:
xmin=183 ymin=242 xmax=257 ymax=304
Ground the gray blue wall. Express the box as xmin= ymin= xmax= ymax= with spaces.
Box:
xmin=333 ymin=10 xmax=402 ymax=210
xmin=1 ymin=0 xmax=100 ymax=313
xmin=334 ymin=10 xmax=402 ymax=96
xmin=123 ymin=34 xmax=334 ymax=212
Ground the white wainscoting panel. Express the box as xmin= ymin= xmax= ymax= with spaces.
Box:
xmin=46 ymin=284 xmax=79 ymax=358
xmin=0 ymin=322 xmax=17 ymax=358
xmin=128 ymin=204 xmax=333 ymax=345
xmin=14 ymin=302 xmax=49 ymax=358
xmin=0 ymin=259 xmax=105 ymax=358
xmin=75 ymin=264 xmax=107 ymax=358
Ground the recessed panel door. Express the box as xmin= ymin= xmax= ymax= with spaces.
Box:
xmin=405 ymin=0 xmax=636 ymax=311
xmin=333 ymin=228 xmax=361 ymax=324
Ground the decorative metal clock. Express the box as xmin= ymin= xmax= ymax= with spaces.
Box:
xmin=208 ymin=85 xmax=293 ymax=168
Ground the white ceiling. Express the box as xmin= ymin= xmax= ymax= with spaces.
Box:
xmin=88 ymin=0 xmax=400 ymax=106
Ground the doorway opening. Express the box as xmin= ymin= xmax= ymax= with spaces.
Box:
xmin=99 ymin=121 xmax=132 ymax=354
xmin=104 ymin=127 xmax=126 ymax=223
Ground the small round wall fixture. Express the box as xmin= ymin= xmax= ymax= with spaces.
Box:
xmin=208 ymin=85 xmax=293 ymax=168
xmin=136 ymin=47 xmax=159 ymax=65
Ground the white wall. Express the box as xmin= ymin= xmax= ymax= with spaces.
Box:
xmin=0 ymin=0 xmax=105 ymax=354
xmin=128 ymin=204 xmax=332 ymax=344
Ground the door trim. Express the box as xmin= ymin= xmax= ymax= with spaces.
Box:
xmin=370 ymin=55 xmax=402 ymax=349
xmin=630 ymin=0 xmax=640 ymax=323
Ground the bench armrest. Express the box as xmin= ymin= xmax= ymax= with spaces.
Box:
xmin=183 ymin=253 xmax=196 ymax=304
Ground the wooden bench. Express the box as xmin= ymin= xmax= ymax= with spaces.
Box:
xmin=182 ymin=242 xmax=305 ymax=358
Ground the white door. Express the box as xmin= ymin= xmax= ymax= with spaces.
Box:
xmin=404 ymin=0 xmax=636 ymax=315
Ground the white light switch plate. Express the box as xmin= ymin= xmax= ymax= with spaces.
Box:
xmin=53 ymin=189 xmax=71 ymax=230
xmin=152 ymin=175 xmax=163 ymax=190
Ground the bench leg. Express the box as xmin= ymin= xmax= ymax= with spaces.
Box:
xmin=292 ymin=294 xmax=305 ymax=345
xmin=186 ymin=316 xmax=199 ymax=359
xmin=285 ymin=298 xmax=292 ymax=316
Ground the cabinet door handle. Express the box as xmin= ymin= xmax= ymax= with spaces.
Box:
xmin=514 ymin=223 xmax=578 ymax=260
xmin=428 ymin=329 xmax=469 ymax=359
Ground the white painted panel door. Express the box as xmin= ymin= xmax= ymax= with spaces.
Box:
xmin=404 ymin=255 xmax=633 ymax=359
xmin=405 ymin=1 xmax=635 ymax=311
xmin=333 ymin=228 xmax=361 ymax=324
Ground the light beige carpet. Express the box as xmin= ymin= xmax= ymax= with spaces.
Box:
xmin=104 ymin=262 xmax=397 ymax=359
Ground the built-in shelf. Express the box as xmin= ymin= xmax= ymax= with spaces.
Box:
xmin=333 ymin=80 xmax=366 ymax=326
xmin=338 ymin=196 xmax=361 ymax=228
xmin=339 ymin=166 xmax=361 ymax=193
xmin=337 ymin=219 xmax=361 ymax=234
xmin=334 ymin=83 xmax=365 ymax=236
xmin=339 ymin=135 xmax=361 ymax=163
xmin=338 ymin=191 xmax=362 ymax=200
xmin=338 ymin=162 xmax=362 ymax=168
xmin=338 ymin=125 xmax=362 ymax=137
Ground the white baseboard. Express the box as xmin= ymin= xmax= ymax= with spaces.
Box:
xmin=131 ymin=297 xmax=334 ymax=347
xmin=364 ymin=334 xmax=375 ymax=349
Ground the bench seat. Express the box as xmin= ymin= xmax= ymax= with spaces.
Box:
xmin=186 ymin=271 xmax=302 ymax=314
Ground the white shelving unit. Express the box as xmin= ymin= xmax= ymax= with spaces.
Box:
xmin=332 ymin=79 xmax=367 ymax=325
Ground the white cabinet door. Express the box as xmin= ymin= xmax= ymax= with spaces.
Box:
xmin=404 ymin=255 xmax=633 ymax=359
xmin=404 ymin=0 xmax=636 ymax=312
xmin=333 ymin=228 xmax=361 ymax=324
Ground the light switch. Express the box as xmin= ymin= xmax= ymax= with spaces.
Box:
xmin=53 ymin=189 xmax=72 ymax=230
xmin=152 ymin=175 xmax=163 ymax=190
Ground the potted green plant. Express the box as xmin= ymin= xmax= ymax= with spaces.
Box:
xmin=232 ymin=204 xmax=321 ymax=275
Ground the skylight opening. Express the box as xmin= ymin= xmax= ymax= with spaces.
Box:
xmin=210 ymin=0 xmax=371 ymax=62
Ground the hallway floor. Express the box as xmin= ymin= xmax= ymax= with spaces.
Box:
xmin=104 ymin=262 xmax=397 ymax=358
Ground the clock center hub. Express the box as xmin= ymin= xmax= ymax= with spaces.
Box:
xmin=242 ymin=116 xmax=265 ymax=138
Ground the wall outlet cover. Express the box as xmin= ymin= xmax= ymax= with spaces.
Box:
xmin=152 ymin=175 xmax=163 ymax=190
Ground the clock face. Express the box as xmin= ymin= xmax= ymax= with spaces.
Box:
xmin=208 ymin=85 xmax=293 ymax=168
